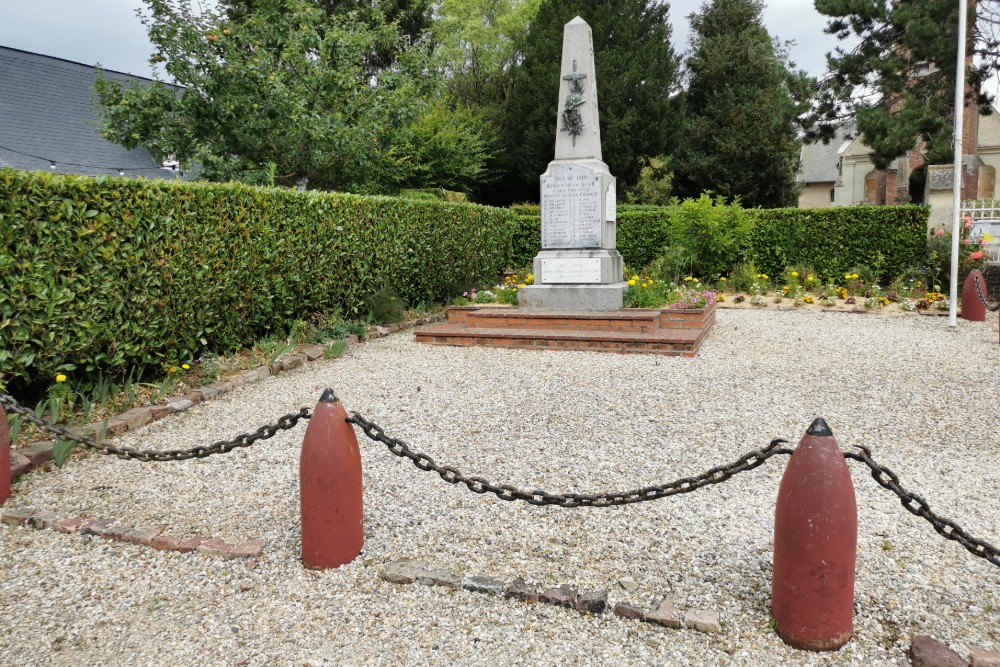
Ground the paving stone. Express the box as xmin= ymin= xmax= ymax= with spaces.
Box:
xmin=119 ymin=407 xmax=154 ymax=430
xmin=124 ymin=525 xmax=165 ymax=546
xmin=346 ymin=335 xmax=359 ymax=346
xmin=910 ymin=636 xmax=968 ymax=667
xmin=375 ymin=326 xmax=391 ymax=337
xmin=80 ymin=518 xmax=117 ymax=538
xmin=299 ymin=344 xmax=325 ymax=361
xmin=196 ymin=538 xmax=231 ymax=557
xmin=54 ymin=517 xmax=86 ymax=534
xmin=540 ymin=584 xmax=577 ymax=608
xmin=10 ymin=451 xmax=32 ymax=478
xmin=208 ymin=382 xmax=232 ymax=396
xmin=176 ymin=536 xmax=207 ymax=554
xmin=106 ymin=523 xmax=136 ymax=541
xmin=505 ymin=577 xmax=540 ymax=603
xmin=228 ymin=374 xmax=245 ymax=389
xmin=380 ymin=558 xmax=428 ymax=584
xmin=971 ymin=645 xmax=1000 ymax=667
xmin=19 ymin=441 xmax=54 ymax=467
xmin=684 ymin=608 xmax=722 ymax=634
xmin=416 ymin=568 xmax=463 ymax=589
xmin=165 ymin=397 xmax=195 ymax=413
xmin=645 ymin=596 xmax=683 ymax=629
xmin=149 ymin=404 xmax=174 ymax=419
xmin=575 ymin=589 xmax=608 ymax=614
xmin=388 ymin=323 xmax=401 ymax=333
xmin=26 ymin=510 xmax=61 ymax=530
xmin=1 ymin=507 xmax=36 ymax=526
xmin=254 ymin=367 xmax=270 ymax=381
xmin=225 ymin=538 xmax=266 ymax=560
xmin=240 ymin=370 xmax=261 ymax=385
xmin=199 ymin=386 xmax=220 ymax=401
xmin=151 ymin=534 xmax=183 ymax=551
xmin=462 ymin=574 xmax=507 ymax=596
xmin=613 ymin=602 xmax=644 ymax=620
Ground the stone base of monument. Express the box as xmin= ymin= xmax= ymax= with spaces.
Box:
xmin=414 ymin=303 xmax=715 ymax=357
xmin=517 ymin=282 xmax=628 ymax=311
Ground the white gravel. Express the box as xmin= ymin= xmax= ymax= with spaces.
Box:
xmin=2 ymin=308 xmax=1000 ymax=666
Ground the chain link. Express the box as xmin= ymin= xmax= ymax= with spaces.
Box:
xmin=347 ymin=411 xmax=792 ymax=507
xmin=973 ymin=273 xmax=1000 ymax=312
xmin=845 ymin=446 xmax=1000 ymax=567
xmin=0 ymin=393 xmax=310 ymax=462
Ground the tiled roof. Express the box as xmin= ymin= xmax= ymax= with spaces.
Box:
xmin=0 ymin=46 xmax=185 ymax=180
xmin=798 ymin=124 xmax=855 ymax=184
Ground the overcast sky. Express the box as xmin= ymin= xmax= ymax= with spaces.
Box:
xmin=0 ymin=0 xmax=843 ymax=80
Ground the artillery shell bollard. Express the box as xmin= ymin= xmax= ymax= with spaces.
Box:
xmin=772 ymin=418 xmax=857 ymax=651
xmin=1 ymin=402 xmax=9 ymax=506
xmin=300 ymin=388 xmax=363 ymax=569
xmin=961 ymin=269 xmax=987 ymax=322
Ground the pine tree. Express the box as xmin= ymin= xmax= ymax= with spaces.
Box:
xmin=808 ymin=0 xmax=993 ymax=169
xmin=672 ymin=0 xmax=807 ymax=208
xmin=490 ymin=0 xmax=679 ymax=204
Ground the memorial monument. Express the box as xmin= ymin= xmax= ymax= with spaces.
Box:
xmin=518 ymin=16 xmax=628 ymax=311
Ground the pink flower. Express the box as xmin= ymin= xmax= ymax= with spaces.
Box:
xmin=980 ymin=238 xmax=987 ymax=246
xmin=966 ymin=221 xmax=974 ymax=231
xmin=936 ymin=228 xmax=945 ymax=237
xmin=964 ymin=238 xmax=971 ymax=245
xmin=970 ymin=250 xmax=985 ymax=260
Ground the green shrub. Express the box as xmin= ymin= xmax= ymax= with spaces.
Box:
xmin=0 ymin=169 xmax=515 ymax=389
xmin=665 ymin=194 xmax=750 ymax=279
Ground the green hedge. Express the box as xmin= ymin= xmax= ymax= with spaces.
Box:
xmin=746 ymin=206 xmax=929 ymax=279
xmin=509 ymin=203 xmax=929 ymax=278
xmin=0 ymin=169 xmax=514 ymax=387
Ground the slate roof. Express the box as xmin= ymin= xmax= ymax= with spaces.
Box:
xmin=798 ymin=123 xmax=855 ymax=184
xmin=0 ymin=46 xmax=185 ymax=180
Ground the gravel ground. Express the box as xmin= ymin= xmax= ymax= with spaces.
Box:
xmin=2 ymin=309 xmax=1000 ymax=667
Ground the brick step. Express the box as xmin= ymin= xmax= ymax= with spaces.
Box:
xmin=449 ymin=305 xmax=713 ymax=332
xmin=415 ymin=322 xmax=707 ymax=356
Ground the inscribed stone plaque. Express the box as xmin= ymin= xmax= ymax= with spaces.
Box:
xmin=540 ymin=257 xmax=601 ymax=283
xmin=541 ymin=164 xmax=602 ymax=248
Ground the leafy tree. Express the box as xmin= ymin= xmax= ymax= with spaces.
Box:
xmin=672 ymin=0 xmax=807 ymax=208
xmin=809 ymin=0 xmax=992 ymax=169
xmin=493 ymin=0 xmax=680 ymax=204
xmin=95 ymin=0 xmax=491 ymax=192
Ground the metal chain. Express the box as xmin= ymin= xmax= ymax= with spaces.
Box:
xmin=845 ymin=446 xmax=1000 ymax=567
xmin=973 ymin=273 xmax=1000 ymax=312
xmin=0 ymin=393 xmax=310 ymax=462
xmin=347 ymin=411 xmax=792 ymax=507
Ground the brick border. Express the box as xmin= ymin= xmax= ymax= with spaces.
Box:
xmin=6 ymin=313 xmax=447 ymax=482
xmin=378 ymin=558 xmax=722 ymax=635
xmin=1 ymin=506 xmax=266 ymax=561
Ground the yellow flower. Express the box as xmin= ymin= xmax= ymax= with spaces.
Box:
xmin=845 ymin=274 xmax=852 ymax=279
xmin=807 ymin=275 xmax=814 ymax=281
xmin=169 ymin=366 xmax=179 ymax=373
xmin=628 ymin=279 xmax=637 ymax=286
xmin=791 ymin=271 xmax=799 ymax=277
xmin=517 ymin=283 xmax=526 ymax=289
xmin=985 ymin=233 xmax=994 ymax=242
xmin=526 ymin=274 xmax=534 ymax=282
xmin=647 ymin=278 xmax=654 ymax=285
xmin=717 ymin=293 xmax=726 ymax=302
xmin=756 ymin=274 xmax=762 ymax=279
xmin=761 ymin=274 xmax=769 ymax=280
xmin=719 ymin=277 xmax=727 ymax=282
xmin=55 ymin=374 xmax=67 ymax=383
xmin=182 ymin=363 xmax=190 ymax=370
xmin=851 ymin=273 xmax=859 ymax=279
xmin=631 ymin=275 xmax=639 ymax=281
xmin=641 ymin=283 xmax=648 ymax=289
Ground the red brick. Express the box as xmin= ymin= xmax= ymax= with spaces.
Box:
xmin=196 ymin=538 xmax=232 ymax=557
xmin=226 ymin=538 xmax=266 ymax=560
xmin=152 ymin=534 xmax=183 ymax=551
xmin=176 ymin=535 xmax=207 ymax=553
xmin=10 ymin=451 xmax=31 ymax=478
xmin=19 ymin=441 xmax=54 ymax=467
xmin=125 ymin=525 xmax=165 ymax=546
xmin=54 ymin=517 xmax=86 ymax=534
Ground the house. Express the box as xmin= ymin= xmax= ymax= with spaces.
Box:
xmin=0 ymin=46 xmax=184 ymax=180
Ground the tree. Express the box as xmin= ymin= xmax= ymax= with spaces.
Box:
xmin=95 ymin=0 xmax=492 ymax=192
xmin=671 ymin=0 xmax=807 ymax=208
xmin=493 ymin=0 xmax=680 ymax=204
xmin=809 ymin=0 xmax=993 ymax=169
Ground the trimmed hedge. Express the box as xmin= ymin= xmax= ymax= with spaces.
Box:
xmin=508 ymin=203 xmax=930 ymax=279
xmin=0 ymin=169 xmax=514 ymax=387
xmin=746 ymin=206 xmax=929 ymax=279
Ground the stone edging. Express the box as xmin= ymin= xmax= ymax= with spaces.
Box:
xmin=7 ymin=313 xmax=447 ymax=481
xmin=379 ymin=558 xmax=722 ymax=635
xmin=1 ymin=506 xmax=266 ymax=562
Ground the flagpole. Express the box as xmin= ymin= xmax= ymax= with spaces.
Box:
xmin=949 ymin=0 xmax=969 ymax=327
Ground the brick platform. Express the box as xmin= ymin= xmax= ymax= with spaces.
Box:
xmin=415 ymin=304 xmax=715 ymax=357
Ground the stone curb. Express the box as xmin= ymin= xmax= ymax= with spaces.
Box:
xmin=6 ymin=312 xmax=447 ymax=482
xmin=377 ymin=559 xmax=719 ymax=634
xmin=1 ymin=507 xmax=266 ymax=561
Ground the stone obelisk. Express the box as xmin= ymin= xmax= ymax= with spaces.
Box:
xmin=518 ymin=16 xmax=627 ymax=311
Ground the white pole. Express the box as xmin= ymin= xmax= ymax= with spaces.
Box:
xmin=949 ymin=0 xmax=969 ymax=327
